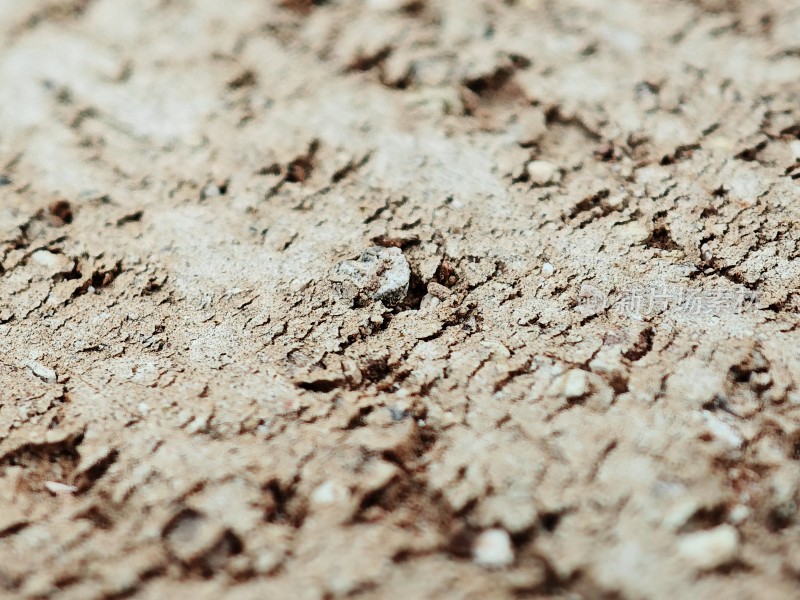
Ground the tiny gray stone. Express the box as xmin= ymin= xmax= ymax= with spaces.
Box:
xmin=330 ymin=247 xmax=410 ymax=307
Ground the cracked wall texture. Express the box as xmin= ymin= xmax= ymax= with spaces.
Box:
xmin=1 ymin=0 xmax=800 ymax=598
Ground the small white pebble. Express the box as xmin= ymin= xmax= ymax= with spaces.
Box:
xmin=27 ymin=361 xmax=57 ymax=384
xmin=420 ymin=293 xmax=441 ymax=311
xmin=138 ymin=402 xmax=150 ymax=415
xmin=542 ymin=262 xmax=555 ymax=277
xmin=728 ymin=505 xmax=750 ymax=524
xmin=678 ymin=525 xmax=739 ymax=570
xmin=790 ymin=140 xmax=800 ymax=161
xmin=31 ymin=250 xmax=63 ymax=268
xmin=526 ymin=160 xmax=560 ymax=185
xmin=45 ymin=481 xmax=78 ymax=495
xmin=201 ymin=183 xmax=221 ymax=199
xmin=254 ymin=550 xmax=282 ymax=575
xmin=311 ymin=480 xmax=348 ymax=506
xmin=473 ymin=528 xmax=514 ymax=568
xmin=563 ymin=369 xmax=589 ymax=400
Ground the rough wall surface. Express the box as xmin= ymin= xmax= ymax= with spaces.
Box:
xmin=1 ymin=0 xmax=799 ymax=598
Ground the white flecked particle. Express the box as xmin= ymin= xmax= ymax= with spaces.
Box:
xmin=366 ymin=0 xmax=405 ymax=9
xmin=542 ymin=262 xmax=555 ymax=277
xmin=701 ymin=411 xmax=742 ymax=449
xmin=473 ymin=528 xmax=514 ymax=568
xmin=606 ymin=194 xmax=625 ymax=209
xmin=138 ymin=402 xmax=150 ymax=415
xmin=45 ymin=481 xmax=78 ymax=495
xmin=526 ymin=160 xmax=560 ymax=185
xmin=254 ymin=550 xmax=283 ymax=575
xmin=678 ymin=525 xmax=739 ymax=570
xmin=311 ymin=480 xmax=348 ymax=505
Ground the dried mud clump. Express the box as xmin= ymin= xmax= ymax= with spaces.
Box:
xmin=330 ymin=247 xmax=411 ymax=307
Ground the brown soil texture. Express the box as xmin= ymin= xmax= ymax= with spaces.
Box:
xmin=1 ymin=1 xmax=800 ymax=598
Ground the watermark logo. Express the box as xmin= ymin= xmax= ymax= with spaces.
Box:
xmin=577 ymin=284 xmax=759 ymax=317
